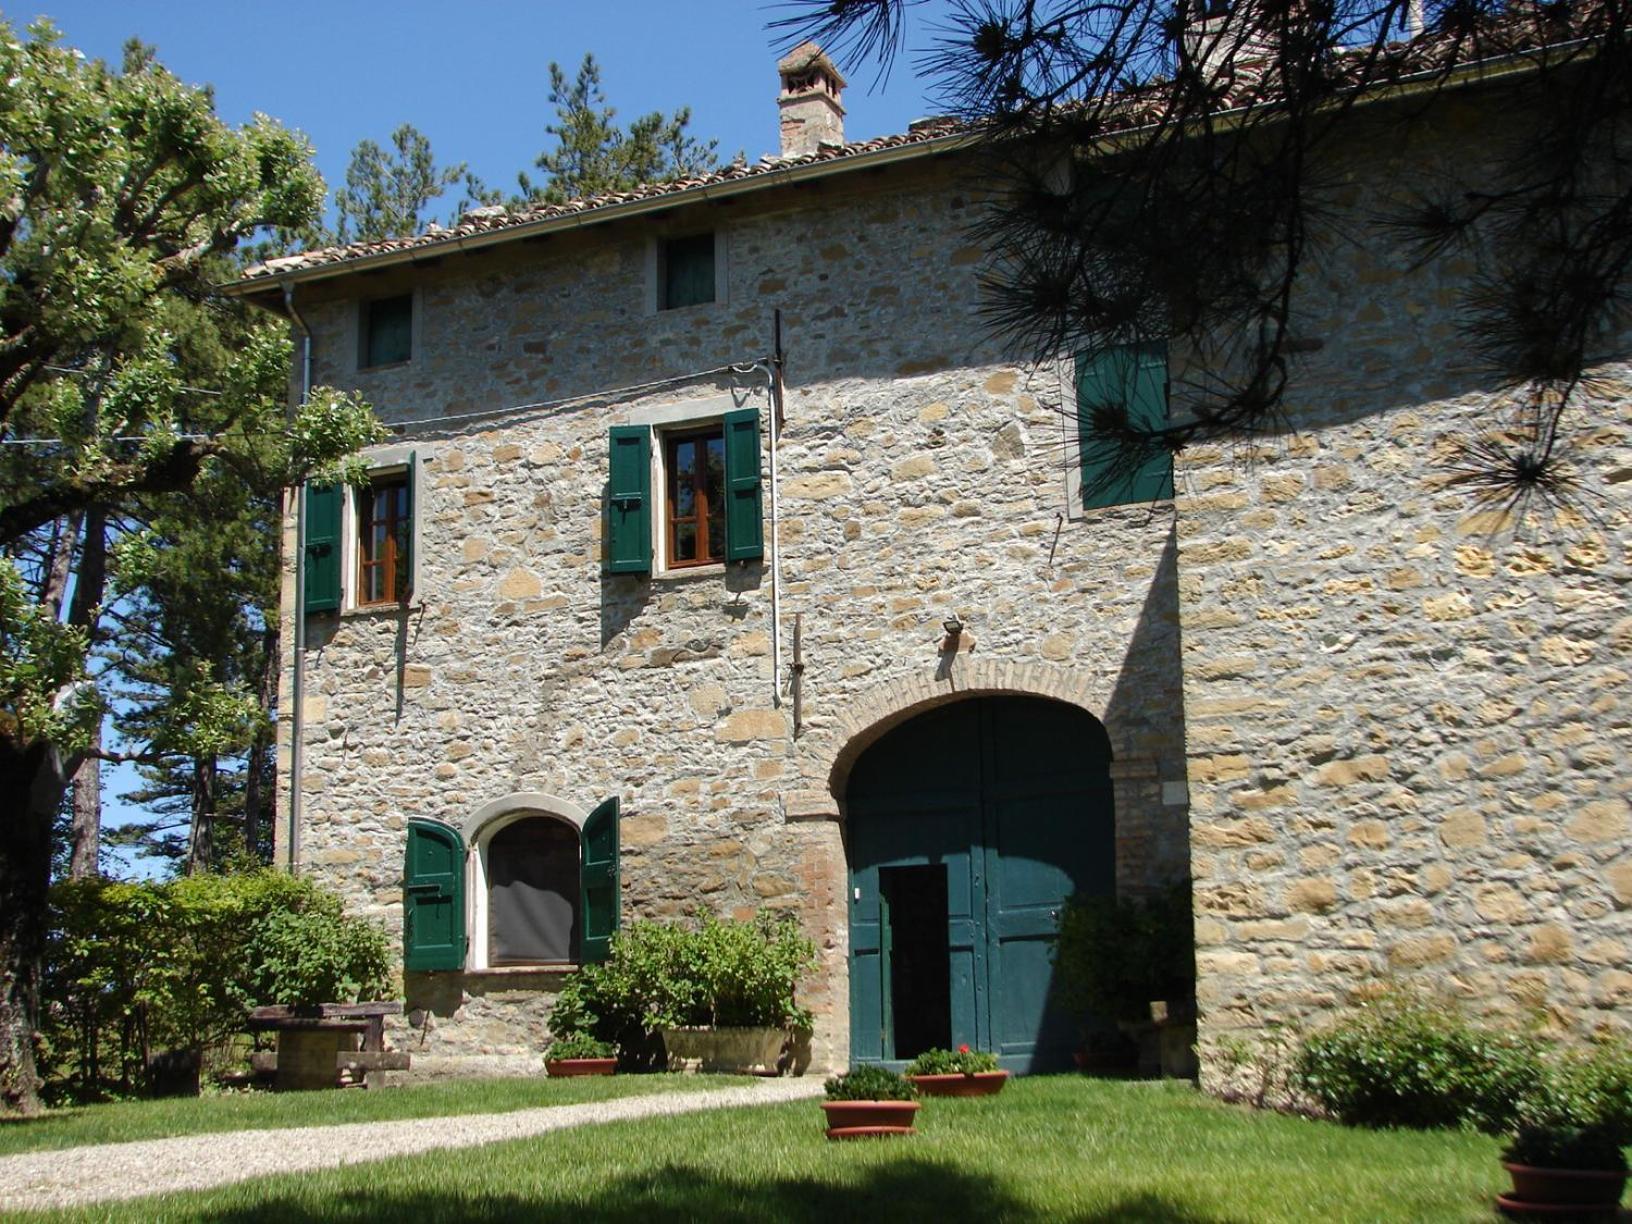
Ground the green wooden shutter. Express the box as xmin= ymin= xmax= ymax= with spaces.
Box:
xmin=402 ymin=451 xmax=417 ymax=601
xmin=303 ymin=483 xmax=342 ymax=613
xmin=580 ymin=797 xmax=620 ymax=963
xmin=605 ymin=426 xmax=651 ymax=574
xmin=404 ymin=819 xmax=465 ymax=971
xmin=722 ymin=407 xmax=764 ymax=562
xmin=1076 ymin=341 xmax=1174 ymax=510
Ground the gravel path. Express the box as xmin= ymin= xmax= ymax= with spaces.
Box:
xmin=0 ymin=1077 xmax=826 ymax=1212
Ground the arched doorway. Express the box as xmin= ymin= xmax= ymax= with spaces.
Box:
xmin=845 ymin=695 xmax=1114 ymax=1072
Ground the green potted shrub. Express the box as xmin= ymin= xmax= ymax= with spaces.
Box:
xmin=903 ymin=1044 xmax=1008 ymax=1097
xmin=1053 ymin=882 xmax=1195 ymax=1078
xmin=544 ymin=1033 xmax=617 ymax=1078
xmin=1498 ymin=1123 xmax=1629 ymax=1218
xmin=822 ymin=1065 xmax=919 ymax=1139
xmin=652 ymin=913 xmax=816 ymax=1075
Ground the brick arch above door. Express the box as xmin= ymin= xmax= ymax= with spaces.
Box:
xmin=784 ymin=659 xmax=1150 ymax=824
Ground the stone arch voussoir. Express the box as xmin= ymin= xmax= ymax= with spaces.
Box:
xmin=792 ymin=660 xmax=1116 ymax=821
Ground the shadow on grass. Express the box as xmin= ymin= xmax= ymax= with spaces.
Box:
xmin=199 ymin=1160 xmax=1246 ymax=1223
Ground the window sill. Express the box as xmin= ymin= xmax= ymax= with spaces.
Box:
xmin=654 ymin=562 xmax=728 ymax=581
xmin=357 ymin=359 xmax=412 ymax=374
xmin=338 ymin=599 xmax=425 ymax=619
xmin=463 ymin=964 xmax=580 ymax=978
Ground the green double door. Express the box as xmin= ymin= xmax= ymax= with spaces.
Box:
xmin=846 ymin=697 xmax=1115 ymax=1073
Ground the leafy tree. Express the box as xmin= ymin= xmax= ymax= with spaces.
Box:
xmin=0 ymin=22 xmax=384 ymax=1114
xmin=517 ymin=53 xmax=720 ymax=203
xmin=776 ymin=0 xmax=1630 ymax=526
xmin=334 ymin=122 xmax=471 ymax=242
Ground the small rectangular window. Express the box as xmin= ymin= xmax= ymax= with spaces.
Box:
xmin=1076 ymin=341 xmax=1174 ymax=510
xmin=357 ymin=473 xmax=411 ymax=605
xmin=664 ymin=426 xmax=726 ymax=566
xmin=362 ymin=294 xmax=413 ymax=367
xmin=660 ymin=233 xmax=716 ymax=310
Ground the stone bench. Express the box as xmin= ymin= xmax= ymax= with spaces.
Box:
xmin=248 ymin=1003 xmax=406 ymax=1090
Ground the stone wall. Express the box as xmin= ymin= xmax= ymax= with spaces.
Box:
xmin=275 ymin=156 xmax=1192 ymax=1070
xmin=1173 ymin=99 xmax=1632 ymax=1084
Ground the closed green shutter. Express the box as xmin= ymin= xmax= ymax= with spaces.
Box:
xmin=1076 ymin=341 xmax=1174 ymax=510
xmin=404 ymin=819 xmax=465 ymax=971
xmin=605 ymin=426 xmax=651 ymax=574
xmin=303 ymin=483 xmax=342 ymax=613
xmin=722 ymin=407 xmax=764 ymax=563
xmin=580 ymin=797 xmax=620 ymax=963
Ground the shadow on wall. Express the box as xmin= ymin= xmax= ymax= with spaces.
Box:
xmin=1102 ymin=522 xmax=1190 ymax=887
xmin=198 ymin=1161 xmax=1247 ymax=1224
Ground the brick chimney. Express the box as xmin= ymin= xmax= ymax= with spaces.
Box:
xmin=777 ymin=42 xmax=846 ymax=158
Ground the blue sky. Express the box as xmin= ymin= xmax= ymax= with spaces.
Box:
xmin=29 ymin=1 xmax=942 ymax=227
xmin=25 ymin=1 xmax=938 ymax=873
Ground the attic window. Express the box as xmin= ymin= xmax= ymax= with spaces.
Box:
xmin=660 ymin=233 xmax=716 ymax=310
xmin=361 ymin=294 xmax=413 ymax=368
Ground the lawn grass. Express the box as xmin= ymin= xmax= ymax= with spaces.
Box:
xmin=0 ymin=1073 xmax=712 ymax=1157
xmin=13 ymin=1077 xmax=1512 ymax=1223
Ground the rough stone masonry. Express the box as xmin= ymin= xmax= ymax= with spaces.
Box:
xmin=268 ymin=87 xmax=1629 ymax=1079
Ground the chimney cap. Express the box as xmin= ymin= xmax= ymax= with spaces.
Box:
xmin=777 ymin=41 xmax=848 ymax=90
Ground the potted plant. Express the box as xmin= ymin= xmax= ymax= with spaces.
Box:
xmin=654 ymin=913 xmax=816 ymax=1075
xmin=544 ymin=1033 xmax=617 ymax=1077
xmin=904 ymin=1044 xmax=1009 ymax=1097
xmin=1497 ymin=1124 xmax=1629 ymax=1219
xmin=822 ymin=1065 xmax=920 ymax=1139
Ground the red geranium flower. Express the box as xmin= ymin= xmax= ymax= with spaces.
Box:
xmin=959 ymin=1044 xmax=970 ymax=1053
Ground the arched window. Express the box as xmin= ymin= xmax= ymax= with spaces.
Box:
xmin=485 ymin=817 xmax=580 ymax=965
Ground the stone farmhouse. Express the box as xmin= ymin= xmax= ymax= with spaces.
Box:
xmin=232 ymin=41 xmax=1631 ymax=1081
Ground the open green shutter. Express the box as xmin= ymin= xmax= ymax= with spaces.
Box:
xmin=580 ymin=797 xmax=620 ymax=963
xmin=303 ymin=483 xmax=342 ymax=613
xmin=404 ymin=819 xmax=465 ymax=971
xmin=403 ymin=451 xmax=417 ymax=600
xmin=1076 ymin=341 xmax=1174 ymax=509
xmin=722 ymin=407 xmax=764 ymax=562
xmin=605 ymin=427 xmax=651 ymax=574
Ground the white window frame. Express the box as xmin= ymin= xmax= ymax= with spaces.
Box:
xmin=340 ymin=444 xmax=422 ymax=614
xmin=459 ymin=792 xmax=590 ymax=971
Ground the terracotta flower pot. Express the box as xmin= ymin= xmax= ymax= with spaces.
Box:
xmin=545 ymin=1057 xmax=616 ymax=1077
xmin=907 ymin=1070 xmax=1010 ymax=1098
xmin=1499 ymin=1162 xmax=1628 ymax=1213
xmin=822 ymin=1099 xmax=920 ymax=1139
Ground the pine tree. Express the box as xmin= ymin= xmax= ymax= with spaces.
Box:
xmin=334 ymin=123 xmax=473 ymax=242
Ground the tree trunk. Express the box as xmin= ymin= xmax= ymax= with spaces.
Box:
xmin=241 ymin=624 xmax=279 ymax=865
xmin=41 ymin=511 xmax=83 ymax=618
xmin=68 ymin=736 xmax=101 ymax=880
xmin=186 ymin=754 xmax=216 ymax=875
xmin=0 ymin=739 xmax=70 ymax=1115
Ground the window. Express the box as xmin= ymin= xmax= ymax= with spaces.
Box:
xmin=486 ymin=817 xmax=580 ymax=965
xmin=1075 ymin=340 xmax=1175 ymax=510
xmin=301 ymin=452 xmax=417 ymax=614
xmin=402 ymin=797 xmax=621 ymax=972
xmin=660 ymin=233 xmax=716 ymax=310
xmin=361 ymin=293 xmax=412 ymax=367
xmin=604 ymin=410 xmax=763 ymax=575
xmin=357 ymin=473 xmax=411 ymax=606
xmin=665 ymin=426 xmax=727 ymax=567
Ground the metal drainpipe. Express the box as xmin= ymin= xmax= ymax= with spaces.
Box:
xmin=766 ymin=359 xmax=784 ymax=709
xmin=283 ymin=284 xmax=312 ymax=873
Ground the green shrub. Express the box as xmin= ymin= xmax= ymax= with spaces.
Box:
xmin=42 ymin=870 xmax=392 ymax=1098
xmin=1293 ymin=994 xmax=1547 ymax=1132
xmin=825 ymin=1064 xmax=915 ymax=1101
xmin=547 ymin=911 xmax=815 ymax=1062
xmin=905 ymin=1046 xmax=1000 ymax=1076
xmin=547 ymin=1033 xmax=616 ymax=1060
xmin=1503 ymin=1124 xmax=1629 ymax=1172
xmin=1053 ymin=882 xmax=1194 ymax=1025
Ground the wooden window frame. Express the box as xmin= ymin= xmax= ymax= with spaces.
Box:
xmin=356 ymin=472 xmax=411 ymax=607
xmin=663 ymin=425 xmax=726 ymax=569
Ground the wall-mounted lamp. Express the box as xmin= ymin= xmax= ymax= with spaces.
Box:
xmin=940 ymin=615 xmax=964 ymax=653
